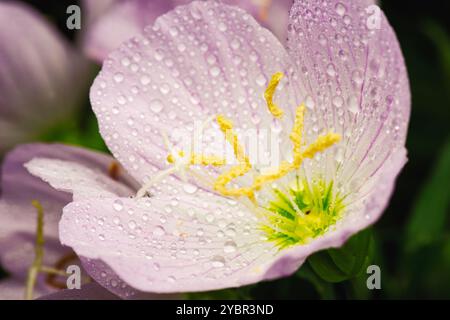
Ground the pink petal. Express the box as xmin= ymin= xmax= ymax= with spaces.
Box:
xmin=0 ymin=2 xmax=89 ymax=154
xmin=38 ymin=282 xmax=120 ymax=300
xmin=24 ymin=157 xmax=135 ymax=202
xmin=58 ymin=145 xmax=404 ymax=295
xmin=0 ymin=279 xmax=49 ymax=300
xmin=234 ymin=0 xmax=293 ymax=44
xmin=82 ymin=0 xmax=116 ymax=27
xmin=287 ymin=0 xmax=410 ymax=220
xmin=0 ymin=144 xmax=134 ymax=281
xmin=83 ymin=0 xmax=181 ymax=62
xmin=59 ymin=190 xmax=294 ymax=293
xmin=83 ymin=0 xmax=293 ymax=62
xmin=90 ymin=0 xmax=296 ymax=184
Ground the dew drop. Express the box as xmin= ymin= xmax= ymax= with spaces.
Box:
xmin=326 ymin=64 xmax=336 ymax=77
xmin=183 ymin=184 xmax=198 ymax=194
xmin=335 ymin=2 xmax=346 ymax=16
xmin=153 ymin=225 xmax=165 ymax=237
xmin=305 ymin=95 xmax=315 ymax=110
xmin=113 ymin=72 xmax=124 ymax=83
xmin=128 ymin=220 xmax=137 ymax=230
xmin=210 ymin=66 xmax=221 ymax=77
xmin=113 ymin=199 xmax=123 ymax=212
xmin=348 ymin=95 xmax=359 ymax=114
xmin=149 ymin=99 xmax=164 ymax=113
xmin=218 ymin=22 xmax=227 ymax=32
xmin=332 ymin=95 xmax=344 ymax=108
xmin=256 ymin=74 xmax=267 ymax=87
xmin=223 ymin=241 xmax=237 ymax=253
xmin=211 ymin=255 xmax=225 ymax=268
xmin=140 ymin=75 xmax=150 ymax=85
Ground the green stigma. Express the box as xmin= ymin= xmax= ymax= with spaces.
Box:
xmin=260 ymin=177 xmax=345 ymax=250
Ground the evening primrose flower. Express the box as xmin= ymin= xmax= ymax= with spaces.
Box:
xmin=82 ymin=0 xmax=292 ymax=62
xmin=26 ymin=0 xmax=410 ymax=294
xmin=0 ymin=2 xmax=89 ymax=154
xmin=0 ymin=144 xmax=140 ymax=299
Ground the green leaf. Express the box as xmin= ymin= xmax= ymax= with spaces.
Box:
xmin=405 ymin=138 xmax=450 ymax=252
xmin=308 ymin=228 xmax=373 ymax=283
xmin=423 ymin=21 xmax=450 ymax=90
xmin=296 ymin=264 xmax=335 ymax=299
xmin=308 ymin=251 xmax=349 ymax=283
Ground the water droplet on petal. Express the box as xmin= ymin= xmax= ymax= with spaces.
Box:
xmin=113 ymin=200 xmax=123 ymax=212
xmin=326 ymin=64 xmax=336 ymax=77
xmin=114 ymin=72 xmax=124 ymax=83
xmin=335 ymin=2 xmax=346 ymax=16
xmin=211 ymin=256 xmax=225 ymax=268
xmin=153 ymin=225 xmax=165 ymax=237
xmin=140 ymin=75 xmax=150 ymax=85
xmin=210 ymin=66 xmax=221 ymax=77
xmin=305 ymin=95 xmax=315 ymax=110
xmin=183 ymin=184 xmax=198 ymax=194
xmin=223 ymin=241 xmax=237 ymax=253
xmin=149 ymin=99 xmax=164 ymax=113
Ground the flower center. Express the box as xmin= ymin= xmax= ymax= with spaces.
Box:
xmin=141 ymin=72 xmax=344 ymax=248
xmin=260 ymin=177 xmax=345 ymax=249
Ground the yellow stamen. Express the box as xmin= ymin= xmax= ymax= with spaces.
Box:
xmin=264 ymin=72 xmax=285 ymax=118
xmin=214 ymin=115 xmax=255 ymax=201
xmin=167 ymin=150 xmax=226 ymax=167
xmin=163 ymin=72 xmax=341 ymax=204
xmin=302 ymin=133 xmax=342 ymax=159
xmin=290 ymin=105 xmax=306 ymax=165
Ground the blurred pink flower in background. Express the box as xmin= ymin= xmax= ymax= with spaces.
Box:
xmin=82 ymin=0 xmax=293 ymax=62
xmin=0 ymin=144 xmax=136 ymax=299
xmin=22 ymin=0 xmax=410 ymax=296
xmin=0 ymin=143 xmax=177 ymax=299
xmin=0 ymin=2 xmax=89 ymax=154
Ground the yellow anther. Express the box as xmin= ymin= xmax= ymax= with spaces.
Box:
xmin=214 ymin=115 xmax=254 ymax=200
xmin=190 ymin=154 xmax=227 ymax=166
xmin=167 ymin=151 xmax=185 ymax=163
xmin=167 ymin=150 xmax=226 ymax=167
xmin=264 ymin=72 xmax=285 ymax=118
xmin=217 ymin=115 xmax=233 ymax=131
xmin=301 ymin=133 xmax=341 ymax=159
xmin=290 ymin=105 xmax=306 ymax=165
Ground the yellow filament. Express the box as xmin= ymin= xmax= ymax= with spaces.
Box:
xmin=264 ymin=72 xmax=285 ymax=118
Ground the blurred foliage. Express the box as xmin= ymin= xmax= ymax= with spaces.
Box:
xmin=1 ymin=0 xmax=448 ymax=299
xmin=308 ymin=229 xmax=373 ymax=283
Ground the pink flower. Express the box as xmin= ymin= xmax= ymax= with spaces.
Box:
xmin=82 ymin=0 xmax=293 ymax=62
xmin=0 ymin=144 xmax=180 ymax=299
xmin=26 ymin=0 xmax=410 ymax=294
xmin=0 ymin=2 xmax=89 ymax=154
xmin=0 ymin=144 xmax=132 ymax=299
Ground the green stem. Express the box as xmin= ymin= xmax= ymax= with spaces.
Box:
xmin=24 ymin=200 xmax=45 ymax=300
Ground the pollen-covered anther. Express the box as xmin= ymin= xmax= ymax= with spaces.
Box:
xmin=264 ymin=72 xmax=285 ymax=118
